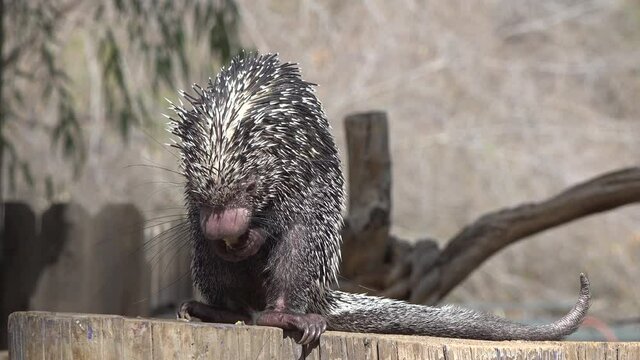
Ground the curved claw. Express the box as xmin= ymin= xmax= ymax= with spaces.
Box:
xmin=255 ymin=311 xmax=327 ymax=344
xmin=294 ymin=313 xmax=326 ymax=344
xmin=304 ymin=321 xmax=324 ymax=345
xmin=298 ymin=313 xmax=326 ymax=344
xmin=177 ymin=300 xmax=194 ymax=321
xmin=300 ymin=325 xmax=312 ymax=345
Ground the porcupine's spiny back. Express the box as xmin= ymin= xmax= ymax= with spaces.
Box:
xmin=170 ymin=55 xmax=292 ymax=203
xmin=168 ymin=53 xmax=345 ymax=290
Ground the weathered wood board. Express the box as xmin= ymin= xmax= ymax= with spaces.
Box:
xmin=8 ymin=312 xmax=640 ymax=359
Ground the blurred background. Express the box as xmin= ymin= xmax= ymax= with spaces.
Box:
xmin=1 ymin=0 xmax=639 ymax=343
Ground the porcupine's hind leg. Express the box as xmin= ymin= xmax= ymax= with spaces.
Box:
xmin=177 ymin=300 xmax=251 ymax=324
xmin=253 ymin=224 xmax=328 ymax=345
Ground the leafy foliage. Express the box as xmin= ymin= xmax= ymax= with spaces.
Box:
xmin=0 ymin=0 xmax=244 ymax=195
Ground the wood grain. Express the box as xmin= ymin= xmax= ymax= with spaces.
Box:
xmin=9 ymin=312 xmax=640 ymax=359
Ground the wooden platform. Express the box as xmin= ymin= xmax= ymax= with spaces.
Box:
xmin=8 ymin=312 xmax=640 ymax=359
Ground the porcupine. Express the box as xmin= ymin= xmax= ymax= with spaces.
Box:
xmin=169 ymin=53 xmax=591 ymax=345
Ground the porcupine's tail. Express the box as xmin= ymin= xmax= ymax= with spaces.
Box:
xmin=322 ymin=273 xmax=590 ymax=340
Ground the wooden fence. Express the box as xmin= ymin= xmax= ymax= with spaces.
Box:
xmin=0 ymin=202 xmax=193 ymax=349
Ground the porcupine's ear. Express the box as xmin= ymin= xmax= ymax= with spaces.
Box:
xmin=245 ymin=180 xmax=257 ymax=194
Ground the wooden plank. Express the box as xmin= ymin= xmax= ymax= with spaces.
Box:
xmin=376 ymin=337 xmax=399 ymax=360
xmin=7 ymin=312 xmax=24 ymax=360
xmin=22 ymin=312 xmax=43 ymax=359
xmin=8 ymin=312 xmax=640 ymax=359
xmin=150 ymin=319 xmax=187 ymax=359
xmin=320 ymin=332 xmax=347 ymax=360
xmin=123 ymin=318 xmax=153 ymax=359
xmin=190 ymin=322 xmax=222 ymax=359
xmin=58 ymin=314 xmax=73 ymax=360
xmin=281 ymin=334 xmax=321 ymax=360
xmin=30 ymin=204 xmax=93 ymax=313
xmin=99 ymin=315 xmax=124 ymax=360
xmin=69 ymin=315 xmax=102 ymax=359
xmin=343 ymin=333 xmax=378 ymax=360
xmin=43 ymin=314 xmax=64 ymax=360
xmin=147 ymin=319 xmax=283 ymax=360
xmin=396 ymin=340 xmax=427 ymax=360
xmin=242 ymin=323 xmax=283 ymax=360
xmin=617 ymin=342 xmax=640 ymax=360
xmin=282 ymin=333 xmax=304 ymax=360
xmin=218 ymin=323 xmax=240 ymax=357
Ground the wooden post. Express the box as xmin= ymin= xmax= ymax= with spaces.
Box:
xmin=341 ymin=111 xmax=392 ymax=280
xmin=8 ymin=312 xmax=640 ymax=359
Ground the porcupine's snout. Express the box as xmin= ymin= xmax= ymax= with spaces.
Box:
xmin=200 ymin=207 xmax=250 ymax=243
xmin=200 ymin=207 xmax=265 ymax=262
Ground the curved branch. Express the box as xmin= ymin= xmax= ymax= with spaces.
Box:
xmin=421 ymin=167 xmax=640 ymax=303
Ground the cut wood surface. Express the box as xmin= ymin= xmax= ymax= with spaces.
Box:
xmin=8 ymin=312 xmax=640 ymax=359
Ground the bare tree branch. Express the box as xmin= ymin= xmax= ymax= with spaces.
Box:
xmin=385 ymin=167 xmax=640 ymax=304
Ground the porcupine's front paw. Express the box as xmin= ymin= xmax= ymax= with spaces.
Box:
xmin=256 ymin=311 xmax=327 ymax=345
xmin=176 ymin=300 xmax=199 ymax=321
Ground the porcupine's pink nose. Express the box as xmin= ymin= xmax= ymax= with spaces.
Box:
xmin=200 ymin=207 xmax=250 ymax=242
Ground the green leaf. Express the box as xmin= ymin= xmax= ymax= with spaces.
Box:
xmin=1 ymin=0 xmax=247 ymax=195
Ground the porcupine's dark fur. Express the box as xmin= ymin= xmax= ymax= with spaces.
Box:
xmin=169 ymin=53 xmax=590 ymax=344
